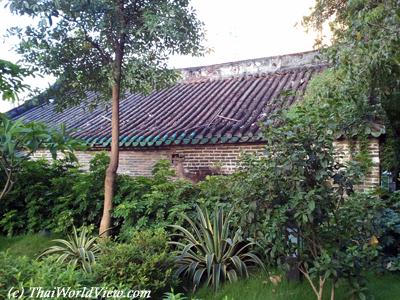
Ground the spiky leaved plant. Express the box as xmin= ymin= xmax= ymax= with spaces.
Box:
xmin=38 ymin=226 xmax=100 ymax=273
xmin=170 ymin=205 xmax=263 ymax=291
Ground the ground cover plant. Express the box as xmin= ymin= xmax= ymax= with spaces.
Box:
xmin=194 ymin=272 xmax=400 ymax=300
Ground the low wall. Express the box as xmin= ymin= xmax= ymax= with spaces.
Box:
xmin=32 ymin=139 xmax=380 ymax=189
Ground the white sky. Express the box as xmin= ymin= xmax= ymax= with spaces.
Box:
xmin=0 ymin=0 xmax=325 ymax=113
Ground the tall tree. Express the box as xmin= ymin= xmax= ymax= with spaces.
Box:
xmin=7 ymin=0 xmax=204 ymax=235
xmin=303 ymin=0 xmax=400 ymax=188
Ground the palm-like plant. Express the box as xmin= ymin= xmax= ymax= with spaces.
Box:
xmin=38 ymin=226 xmax=100 ymax=273
xmin=170 ymin=205 xmax=263 ymax=291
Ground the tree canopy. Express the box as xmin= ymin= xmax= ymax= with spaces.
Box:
xmin=0 ymin=59 xmax=30 ymax=102
xmin=304 ymin=0 xmax=400 ymax=186
xmin=7 ymin=0 xmax=205 ymax=109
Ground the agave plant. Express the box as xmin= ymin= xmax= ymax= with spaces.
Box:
xmin=170 ymin=205 xmax=263 ymax=291
xmin=38 ymin=226 xmax=100 ymax=273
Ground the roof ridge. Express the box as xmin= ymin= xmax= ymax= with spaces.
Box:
xmin=178 ymin=50 xmax=325 ymax=83
xmin=181 ymin=63 xmax=328 ymax=84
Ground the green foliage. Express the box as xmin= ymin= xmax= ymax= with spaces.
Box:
xmin=230 ymin=104 xmax=383 ymax=299
xmin=374 ymin=191 xmax=400 ymax=272
xmin=170 ymin=205 xmax=263 ymax=292
xmin=0 ymin=252 xmax=34 ymax=298
xmin=52 ymin=153 xmax=109 ymax=231
xmin=113 ymin=159 xmax=199 ymax=240
xmin=1 ymin=154 xmax=235 ymax=240
xmin=304 ymin=0 xmax=400 ymax=187
xmin=95 ymin=228 xmax=176 ymax=297
xmin=0 ymin=252 xmax=92 ymax=299
xmin=7 ymin=0 xmax=205 ymax=108
xmin=0 ymin=114 xmax=82 ymax=201
xmin=39 ymin=226 xmax=100 ymax=273
xmin=0 ymin=153 xmax=108 ymax=235
xmin=0 ymin=59 xmax=30 ymax=101
xmin=163 ymin=289 xmax=190 ymax=300
xmin=29 ymin=255 xmax=94 ymax=290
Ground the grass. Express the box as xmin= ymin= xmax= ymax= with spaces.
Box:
xmin=2 ymin=235 xmax=399 ymax=300
xmin=0 ymin=234 xmax=57 ymax=258
xmin=195 ymin=272 xmax=400 ymax=300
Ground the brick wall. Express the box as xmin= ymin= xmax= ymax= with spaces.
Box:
xmin=333 ymin=138 xmax=380 ymax=190
xmin=32 ymin=139 xmax=380 ymax=189
xmin=32 ymin=143 xmax=265 ymax=177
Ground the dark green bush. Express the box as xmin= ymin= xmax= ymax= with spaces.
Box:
xmin=375 ymin=191 xmax=400 ymax=272
xmin=0 ymin=252 xmax=92 ymax=299
xmin=1 ymin=153 xmax=233 ymax=239
xmin=30 ymin=256 xmax=94 ymax=289
xmin=0 ymin=252 xmax=34 ymax=298
xmin=95 ymin=228 xmax=177 ymax=297
xmin=113 ymin=160 xmax=200 ymax=240
xmin=1 ymin=159 xmax=78 ymax=235
xmin=0 ymin=153 xmax=108 ymax=236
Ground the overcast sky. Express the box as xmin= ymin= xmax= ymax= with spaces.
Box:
xmin=0 ymin=0 xmax=324 ymax=113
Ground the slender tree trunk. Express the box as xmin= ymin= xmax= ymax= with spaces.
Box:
xmin=99 ymin=0 xmax=126 ymax=237
xmin=99 ymin=83 xmax=120 ymax=237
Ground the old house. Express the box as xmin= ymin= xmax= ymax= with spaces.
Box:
xmin=7 ymin=51 xmax=383 ymax=188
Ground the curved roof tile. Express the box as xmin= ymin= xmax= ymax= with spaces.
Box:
xmin=8 ymin=54 xmax=329 ymax=148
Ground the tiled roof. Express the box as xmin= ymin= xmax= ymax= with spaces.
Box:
xmin=8 ymin=52 xmax=327 ymax=148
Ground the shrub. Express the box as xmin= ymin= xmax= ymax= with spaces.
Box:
xmin=113 ymin=160 xmax=199 ymax=240
xmin=1 ymin=154 xmax=233 ymax=239
xmin=375 ymin=191 xmax=400 ymax=272
xmin=0 ymin=159 xmax=77 ymax=235
xmin=231 ymin=106 xmax=383 ymax=300
xmin=0 ymin=153 xmax=108 ymax=236
xmin=29 ymin=256 xmax=94 ymax=290
xmin=95 ymin=228 xmax=176 ymax=297
xmin=163 ymin=289 xmax=193 ymax=300
xmin=0 ymin=252 xmax=34 ymax=299
xmin=170 ymin=205 xmax=263 ymax=291
xmin=39 ymin=226 xmax=100 ymax=273
xmin=0 ymin=252 xmax=92 ymax=299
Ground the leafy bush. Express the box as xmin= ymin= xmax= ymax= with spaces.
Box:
xmin=0 ymin=252 xmax=92 ymax=299
xmin=375 ymin=191 xmax=400 ymax=272
xmin=0 ymin=114 xmax=81 ymax=201
xmin=228 ymin=106 xmax=384 ymax=300
xmin=1 ymin=152 xmax=237 ymax=241
xmin=29 ymin=256 xmax=94 ymax=290
xmin=163 ymin=289 xmax=198 ymax=300
xmin=95 ymin=228 xmax=177 ymax=297
xmin=0 ymin=252 xmax=34 ymax=298
xmin=39 ymin=226 xmax=100 ymax=273
xmin=113 ymin=160 xmax=200 ymax=240
xmin=0 ymin=153 xmax=108 ymax=236
xmin=170 ymin=205 xmax=263 ymax=291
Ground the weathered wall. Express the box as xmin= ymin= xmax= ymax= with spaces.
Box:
xmin=333 ymin=138 xmax=380 ymax=190
xmin=180 ymin=51 xmax=323 ymax=82
xmin=32 ymin=143 xmax=265 ymax=177
xmin=32 ymin=139 xmax=380 ymax=189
